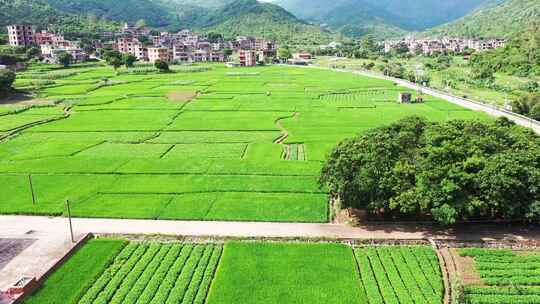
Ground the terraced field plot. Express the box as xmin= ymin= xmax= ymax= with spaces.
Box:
xmin=23 ymin=240 xmax=444 ymax=304
xmin=0 ymin=64 xmax=490 ymax=222
xmin=460 ymin=248 xmax=540 ymax=304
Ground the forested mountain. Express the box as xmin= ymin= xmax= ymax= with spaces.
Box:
xmin=0 ymin=0 xmax=119 ymax=36
xmin=0 ymin=0 xmax=331 ymax=44
xmin=273 ymin=0 xmax=487 ymax=38
xmin=427 ymin=0 xmax=540 ymax=38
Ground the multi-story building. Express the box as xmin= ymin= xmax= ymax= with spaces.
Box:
xmin=239 ymin=50 xmax=257 ymax=67
xmin=236 ymin=36 xmax=256 ymax=50
xmin=6 ymin=24 xmax=35 ymax=47
xmin=172 ymin=44 xmax=191 ymax=62
xmin=384 ymin=37 xmax=507 ymax=55
xmin=116 ymin=37 xmax=147 ymax=60
xmin=148 ymin=47 xmax=170 ymax=63
xmin=41 ymin=44 xmax=89 ymax=64
xmin=121 ymin=23 xmax=151 ymax=38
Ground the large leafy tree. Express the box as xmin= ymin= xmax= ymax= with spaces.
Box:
xmin=103 ymin=50 xmax=123 ymax=70
xmin=320 ymin=116 xmax=540 ymax=225
xmin=57 ymin=52 xmax=73 ymax=68
xmin=0 ymin=70 xmax=16 ymax=93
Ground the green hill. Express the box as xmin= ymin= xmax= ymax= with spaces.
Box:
xmin=274 ymin=0 xmax=487 ymax=38
xmin=195 ymin=0 xmax=332 ymax=45
xmin=427 ymin=0 xmax=540 ymax=38
xmin=0 ymin=0 xmax=119 ymax=36
xmin=1 ymin=0 xmax=332 ymax=44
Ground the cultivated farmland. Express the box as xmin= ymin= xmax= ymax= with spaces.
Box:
xmin=23 ymin=239 xmax=445 ymax=304
xmin=460 ymin=248 xmax=540 ymax=304
xmin=0 ymin=63 xmax=490 ymax=222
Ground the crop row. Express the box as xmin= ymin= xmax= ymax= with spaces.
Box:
xmin=462 ymin=248 xmax=540 ymax=303
xmin=465 ymin=294 xmax=540 ymax=304
xmin=354 ymin=246 xmax=443 ymax=304
xmin=78 ymin=242 xmax=222 ymax=304
xmin=465 ymin=286 xmax=540 ymax=296
xmin=477 ymin=262 xmax=540 ymax=270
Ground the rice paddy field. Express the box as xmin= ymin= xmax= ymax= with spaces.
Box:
xmin=0 ymin=63 xmax=490 ymax=222
xmin=460 ymin=248 xmax=540 ymax=304
xmin=23 ymin=239 xmax=445 ymax=304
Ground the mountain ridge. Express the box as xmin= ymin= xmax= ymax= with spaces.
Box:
xmin=426 ymin=0 xmax=540 ymax=38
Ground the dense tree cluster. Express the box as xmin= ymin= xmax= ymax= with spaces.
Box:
xmin=0 ymin=70 xmax=16 ymax=94
xmin=513 ymin=93 xmax=540 ymax=121
xmin=320 ymin=116 xmax=540 ymax=225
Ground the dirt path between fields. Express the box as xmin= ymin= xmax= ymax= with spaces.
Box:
xmin=273 ymin=112 xmax=298 ymax=144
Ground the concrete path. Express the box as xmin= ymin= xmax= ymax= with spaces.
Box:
xmin=1 ymin=215 xmax=539 ymax=290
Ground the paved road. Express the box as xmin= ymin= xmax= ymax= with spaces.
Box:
xmin=2 ymin=215 xmax=540 ymax=240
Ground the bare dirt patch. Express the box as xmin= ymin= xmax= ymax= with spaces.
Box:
xmin=0 ymin=93 xmax=54 ymax=106
xmin=451 ymin=248 xmax=484 ymax=286
xmin=167 ymin=91 xmax=198 ymax=102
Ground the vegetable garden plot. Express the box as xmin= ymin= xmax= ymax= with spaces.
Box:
xmin=283 ymin=144 xmax=306 ymax=161
xmin=460 ymin=248 xmax=540 ymax=304
xmin=78 ymin=242 xmax=222 ymax=304
xmin=354 ymin=246 xmax=444 ymax=304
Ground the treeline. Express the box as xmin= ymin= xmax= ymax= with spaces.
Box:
xmin=0 ymin=0 xmax=119 ymax=38
xmin=320 ymin=116 xmax=540 ymax=225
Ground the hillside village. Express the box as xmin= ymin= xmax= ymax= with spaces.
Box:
xmin=6 ymin=23 xmax=279 ymax=67
xmin=384 ymin=37 xmax=506 ymax=55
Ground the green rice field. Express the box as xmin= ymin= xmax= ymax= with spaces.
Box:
xmin=0 ymin=63 xmax=490 ymax=222
xmin=24 ymin=239 xmax=444 ymax=304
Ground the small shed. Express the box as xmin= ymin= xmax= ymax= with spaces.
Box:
xmin=398 ymin=92 xmax=412 ymax=103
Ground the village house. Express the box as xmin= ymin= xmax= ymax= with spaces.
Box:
xmin=384 ymin=37 xmax=507 ymax=55
xmin=120 ymin=23 xmax=151 ymax=38
xmin=6 ymin=24 xmax=35 ymax=47
xmin=147 ymin=47 xmax=170 ymax=63
xmin=239 ymin=50 xmax=257 ymax=67
xmin=115 ymin=37 xmax=147 ymax=60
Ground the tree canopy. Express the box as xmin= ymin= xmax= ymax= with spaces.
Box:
xmin=320 ymin=116 xmax=540 ymax=225
xmin=0 ymin=70 xmax=16 ymax=94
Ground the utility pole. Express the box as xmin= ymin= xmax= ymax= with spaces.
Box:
xmin=28 ymin=174 xmax=36 ymax=205
xmin=66 ymin=200 xmax=75 ymax=243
